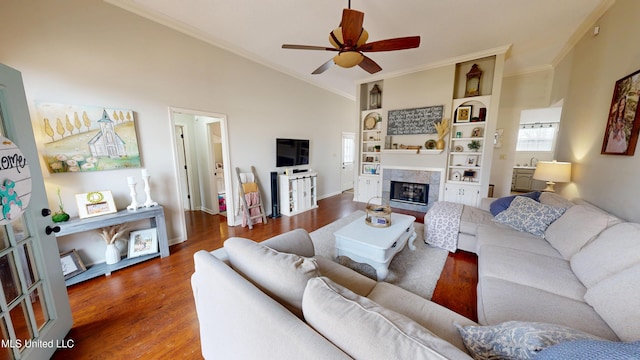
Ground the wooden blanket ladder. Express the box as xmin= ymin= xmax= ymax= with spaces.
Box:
xmin=236 ymin=166 xmax=268 ymax=229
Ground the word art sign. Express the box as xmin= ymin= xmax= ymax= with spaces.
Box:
xmin=387 ymin=105 xmax=444 ymax=135
xmin=0 ymin=136 xmax=31 ymax=224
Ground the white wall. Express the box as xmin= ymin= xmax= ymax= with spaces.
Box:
xmin=377 ymin=65 xmax=456 ymax=170
xmin=553 ymin=0 xmax=640 ymax=222
xmin=490 ymin=70 xmax=554 ymax=197
xmin=0 ymin=0 xmax=355 ymax=264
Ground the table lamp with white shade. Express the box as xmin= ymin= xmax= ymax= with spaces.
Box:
xmin=533 ymin=160 xmax=572 ymax=192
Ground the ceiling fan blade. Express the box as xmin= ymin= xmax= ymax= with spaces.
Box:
xmin=358 ymin=36 xmax=421 ymax=52
xmin=282 ymin=44 xmax=338 ymax=51
xmin=358 ymin=55 xmax=382 ymax=74
xmin=312 ymin=59 xmax=335 ymax=74
xmin=340 ymin=8 xmax=364 ymax=47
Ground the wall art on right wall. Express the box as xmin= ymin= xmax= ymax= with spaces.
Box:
xmin=601 ymin=69 xmax=640 ymax=155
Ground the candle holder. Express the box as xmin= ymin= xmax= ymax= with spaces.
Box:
xmin=126 ymin=177 xmax=141 ymax=211
xmin=142 ymin=174 xmax=158 ymax=208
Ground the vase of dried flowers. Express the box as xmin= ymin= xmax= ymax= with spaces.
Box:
xmin=105 ymin=244 xmax=120 ymax=265
xmin=435 ymin=119 xmax=450 ymax=150
xmin=100 ymin=224 xmax=128 ymax=265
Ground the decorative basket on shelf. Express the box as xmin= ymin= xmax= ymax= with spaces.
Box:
xmin=365 ymin=197 xmax=392 ymax=228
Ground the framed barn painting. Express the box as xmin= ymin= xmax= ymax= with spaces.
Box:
xmin=36 ymin=102 xmax=142 ymax=172
xmin=601 ymin=69 xmax=640 ymax=155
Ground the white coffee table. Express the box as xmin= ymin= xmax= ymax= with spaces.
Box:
xmin=334 ymin=213 xmax=417 ymax=280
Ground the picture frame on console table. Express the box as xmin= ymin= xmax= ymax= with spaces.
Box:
xmin=128 ymin=228 xmax=158 ymax=259
xmin=75 ymin=190 xmax=117 ymax=219
xmin=601 ymin=68 xmax=640 ymax=156
xmin=60 ymin=249 xmax=86 ymax=280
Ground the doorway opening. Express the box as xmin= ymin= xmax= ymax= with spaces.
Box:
xmin=170 ymin=108 xmax=234 ymax=235
xmin=341 ymin=132 xmax=355 ymax=192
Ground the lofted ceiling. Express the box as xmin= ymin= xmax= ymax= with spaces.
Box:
xmin=106 ymin=0 xmax=612 ymax=99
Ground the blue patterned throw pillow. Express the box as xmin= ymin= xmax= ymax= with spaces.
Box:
xmin=535 ymin=339 xmax=640 ymax=359
xmin=489 ymin=191 xmax=541 ymax=216
xmin=455 ymin=321 xmax=603 ymax=360
xmin=493 ymin=196 xmax=566 ymax=237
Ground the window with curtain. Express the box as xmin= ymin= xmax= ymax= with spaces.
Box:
xmin=516 ymin=123 xmax=559 ymax=151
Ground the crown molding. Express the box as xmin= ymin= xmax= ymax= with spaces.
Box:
xmin=355 ymin=44 xmax=513 ymax=85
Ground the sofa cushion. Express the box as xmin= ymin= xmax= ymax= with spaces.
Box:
xmin=570 ymin=222 xmax=640 ymax=288
xmin=476 ymin=277 xmax=619 ymax=340
xmin=224 ymin=237 xmax=320 ymax=318
xmin=456 ymin=321 xmax=602 ymax=360
xmin=260 ymin=228 xmax=316 ymax=257
xmin=584 ymin=263 xmax=640 ymax=342
xmin=459 ymin=206 xmax=494 ymax=235
xmin=544 ymin=204 xmax=621 ymax=259
xmin=367 ymin=282 xmax=477 ymax=354
xmin=313 ymin=255 xmax=376 ymax=297
xmin=303 ymin=277 xmax=471 ymax=360
xmin=475 ymin=225 xmax=562 ymax=258
xmin=478 ymin=246 xmax=586 ymax=301
xmin=539 ymin=191 xmax=574 ymax=208
xmin=489 ymin=191 xmax=540 ymax=216
xmin=535 ymin=339 xmax=640 ymax=359
xmin=493 ymin=196 xmax=566 ymax=237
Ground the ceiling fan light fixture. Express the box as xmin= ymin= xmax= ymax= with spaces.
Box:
xmin=329 ymin=28 xmax=343 ymax=49
xmin=333 ymin=51 xmax=364 ymax=68
xmin=329 ymin=27 xmax=368 ymax=49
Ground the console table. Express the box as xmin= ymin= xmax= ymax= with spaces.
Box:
xmin=55 ymin=206 xmax=169 ymax=286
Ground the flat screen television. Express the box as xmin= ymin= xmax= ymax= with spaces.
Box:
xmin=276 ymin=138 xmax=309 ymax=167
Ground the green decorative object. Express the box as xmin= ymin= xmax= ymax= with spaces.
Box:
xmin=467 ymin=140 xmax=481 ymax=152
xmin=52 ymin=188 xmax=70 ymax=223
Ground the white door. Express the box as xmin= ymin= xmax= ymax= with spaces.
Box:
xmin=341 ymin=132 xmax=355 ymax=191
xmin=0 ymin=64 xmax=72 ymax=359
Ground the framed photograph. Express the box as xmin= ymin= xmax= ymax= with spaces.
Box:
xmin=76 ymin=190 xmax=117 ymax=219
xmin=462 ymin=170 xmax=476 ymax=181
xmin=455 ymin=106 xmax=472 ymax=123
xmin=601 ymin=69 xmax=640 ymax=155
xmin=471 ymin=127 xmax=483 ymax=137
xmin=467 ymin=155 xmax=479 ymax=166
xmin=60 ymin=249 xmax=86 ymax=280
xmin=128 ymin=228 xmax=158 ymax=258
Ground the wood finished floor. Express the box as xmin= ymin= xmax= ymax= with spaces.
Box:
xmin=52 ymin=192 xmax=477 ymax=359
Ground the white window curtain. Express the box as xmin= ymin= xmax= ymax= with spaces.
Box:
xmin=516 ymin=123 xmax=559 ymax=151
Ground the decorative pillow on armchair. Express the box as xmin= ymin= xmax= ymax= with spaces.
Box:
xmin=493 ymin=196 xmax=566 ymax=237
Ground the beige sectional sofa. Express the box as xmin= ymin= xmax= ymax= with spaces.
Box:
xmin=433 ymin=192 xmax=640 ymax=343
xmin=191 ymin=192 xmax=640 ymax=358
xmin=191 ymin=229 xmax=476 ymax=359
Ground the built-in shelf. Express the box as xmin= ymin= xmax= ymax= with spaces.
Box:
xmin=381 ymin=149 xmax=443 ymax=155
xmin=65 ymin=253 xmax=160 ymax=286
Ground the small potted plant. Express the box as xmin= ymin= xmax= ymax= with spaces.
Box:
xmin=467 ymin=140 xmax=481 ymax=152
xmin=52 ymin=188 xmax=70 ymax=223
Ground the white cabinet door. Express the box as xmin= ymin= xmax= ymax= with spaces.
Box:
xmin=444 ymin=184 xmax=480 ymax=206
xmin=357 ymin=176 xmax=381 ymax=204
